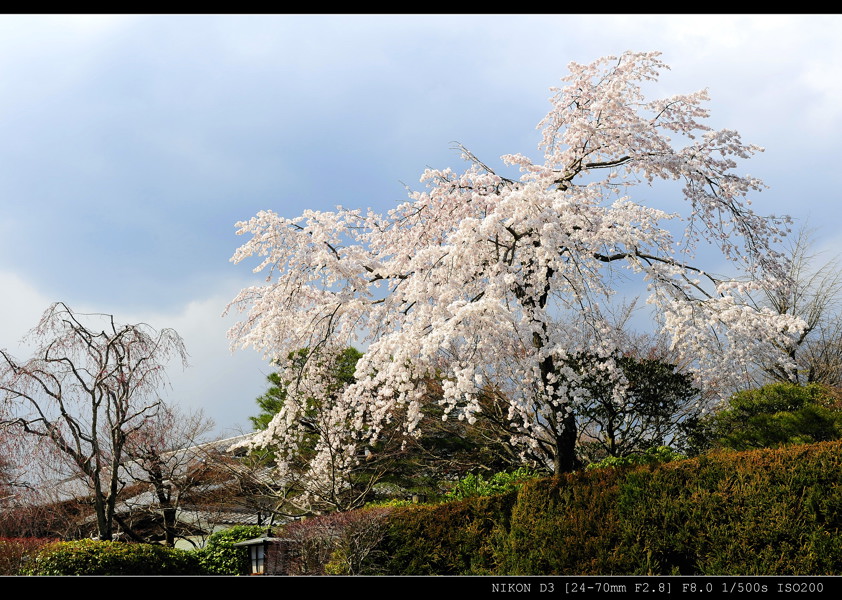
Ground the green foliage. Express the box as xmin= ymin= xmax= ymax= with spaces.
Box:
xmin=366 ymin=441 xmax=842 ymax=575
xmin=612 ymin=444 xmax=842 ymax=574
xmin=378 ymin=493 xmax=517 ymax=575
xmin=585 ymin=446 xmax=686 ymax=471
xmin=249 ymin=372 xmax=286 ymax=431
xmin=689 ymin=383 xmax=842 ymax=454
xmin=365 ymin=498 xmax=413 ymax=508
xmin=197 ymin=524 xmax=267 ymax=575
xmin=444 ymin=467 xmax=540 ymax=501
xmin=25 ymin=539 xmax=202 ymax=575
xmin=499 ymin=469 xmax=627 ymax=574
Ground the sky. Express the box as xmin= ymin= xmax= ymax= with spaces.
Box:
xmin=1 ymin=14 xmax=842 ymax=436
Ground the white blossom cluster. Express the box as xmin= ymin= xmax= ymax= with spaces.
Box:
xmin=227 ymin=51 xmax=804 ymax=481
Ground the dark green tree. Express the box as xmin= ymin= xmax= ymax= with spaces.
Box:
xmin=249 ymin=372 xmax=285 ymax=432
xmin=561 ymin=353 xmax=701 ymax=463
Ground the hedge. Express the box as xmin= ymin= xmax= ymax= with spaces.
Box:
xmin=367 ymin=441 xmax=842 ymax=575
xmin=26 ymin=539 xmax=203 ymax=575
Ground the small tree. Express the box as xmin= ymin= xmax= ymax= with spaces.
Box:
xmin=0 ymin=302 xmax=187 ymax=541
xmin=567 ymin=352 xmax=701 ymax=462
xmin=279 ymin=507 xmax=394 ymax=575
xmin=119 ymin=403 xmax=219 ymax=546
xmin=747 ymin=227 xmax=842 ymax=387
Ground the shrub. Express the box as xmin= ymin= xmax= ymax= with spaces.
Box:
xmin=197 ymin=525 xmax=267 ymax=575
xmin=613 ymin=443 xmax=842 ymax=574
xmin=377 ymin=492 xmax=516 ymax=575
xmin=26 ymin=539 xmax=202 ymax=575
xmin=279 ymin=506 xmax=394 ymax=575
xmin=688 ymin=383 xmax=842 ymax=454
xmin=368 ymin=441 xmax=842 ymax=575
xmin=498 ymin=468 xmax=628 ymax=575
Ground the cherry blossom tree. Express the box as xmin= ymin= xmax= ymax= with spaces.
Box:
xmin=226 ymin=51 xmax=804 ymax=478
xmin=0 ymin=302 xmax=188 ymax=540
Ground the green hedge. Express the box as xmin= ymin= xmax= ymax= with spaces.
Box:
xmin=612 ymin=444 xmax=842 ymax=575
xmin=26 ymin=539 xmax=203 ymax=575
xmin=369 ymin=441 xmax=842 ymax=575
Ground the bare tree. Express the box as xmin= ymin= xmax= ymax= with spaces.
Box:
xmin=748 ymin=227 xmax=842 ymax=386
xmin=118 ymin=403 xmax=217 ymax=546
xmin=0 ymin=302 xmax=188 ymax=541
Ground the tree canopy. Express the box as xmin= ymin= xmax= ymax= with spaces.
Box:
xmin=226 ymin=51 xmax=804 ymax=480
xmin=569 ymin=352 xmax=701 ymax=461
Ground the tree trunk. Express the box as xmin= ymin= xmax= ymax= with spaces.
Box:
xmin=540 ymin=353 xmax=580 ymax=475
xmin=553 ymin=410 xmax=579 ymax=475
xmin=162 ymin=506 xmax=177 ymax=547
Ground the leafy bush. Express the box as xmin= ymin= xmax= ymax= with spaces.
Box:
xmin=687 ymin=383 xmax=842 ymax=454
xmin=377 ymin=492 xmax=516 ymax=575
xmin=197 ymin=525 xmax=267 ymax=575
xmin=444 ymin=467 xmax=539 ymax=501
xmin=612 ymin=444 xmax=842 ymax=574
xmin=26 ymin=539 xmax=202 ymax=575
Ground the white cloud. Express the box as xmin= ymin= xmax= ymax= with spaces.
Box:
xmin=115 ymin=278 xmax=271 ymax=436
xmin=0 ymin=270 xmax=53 ymax=352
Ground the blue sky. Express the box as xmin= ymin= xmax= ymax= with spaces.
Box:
xmin=2 ymin=14 xmax=841 ymax=435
